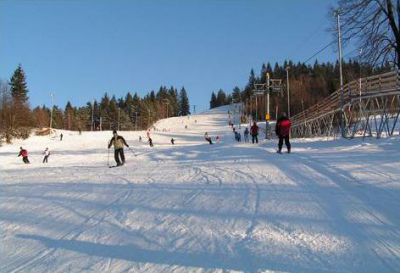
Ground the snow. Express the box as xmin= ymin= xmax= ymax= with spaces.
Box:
xmin=1 ymin=105 xmax=400 ymax=273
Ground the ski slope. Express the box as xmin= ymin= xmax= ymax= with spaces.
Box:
xmin=1 ymin=105 xmax=400 ymax=273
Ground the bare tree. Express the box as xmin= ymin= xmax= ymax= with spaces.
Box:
xmin=0 ymin=81 xmax=12 ymax=143
xmin=333 ymin=0 xmax=400 ymax=68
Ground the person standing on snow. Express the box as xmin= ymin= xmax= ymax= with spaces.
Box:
xmin=42 ymin=148 xmax=50 ymax=163
xmin=275 ymin=112 xmax=292 ymax=153
xmin=18 ymin=147 xmax=30 ymax=164
xmin=108 ymin=130 xmax=129 ymax=166
xmin=244 ymin=127 xmax=249 ymax=143
xmin=60 ymin=133 xmax=63 ymax=141
xmin=250 ymin=122 xmax=259 ymax=144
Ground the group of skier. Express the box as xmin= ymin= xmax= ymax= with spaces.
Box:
xmin=17 ymin=146 xmax=51 ymax=164
xmin=228 ymin=112 xmax=291 ymax=153
xmin=16 ymin=111 xmax=292 ymax=167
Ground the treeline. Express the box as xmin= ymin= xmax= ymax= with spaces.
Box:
xmin=32 ymin=87 xmax=190 ymax=131
xmin=210 ymin=59 xmax=392 ymax=120
xmin=0 ymin=65 xmax=190 ymax=144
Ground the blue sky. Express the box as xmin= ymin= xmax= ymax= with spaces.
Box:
xmin=0 ymin=0 xmax=340 ymax=111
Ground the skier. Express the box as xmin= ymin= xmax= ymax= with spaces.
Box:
xmin=139 ymin=136 xmax=142 ymax=142
xmin=275 ymin=112 xmax=292 ymax=153
xmin=149 ymin=137 xmax=153 ymax=147
xmin=42 ymin=147 xmax=50 ymax=163
xmin=204 ymin=132 xmax=213 ymax=144
xmin=18 ymin=147 xmax=30 ymax=164
xmin=171 ymin=138 xmax=175 ymax=145
xmin=108 ymin=130 xmax=129 ymax=166
xmin=250 ymin=122 xmax=259 ymax=144
xmin=234 ymin=131 xmax=241 ymax=142
xmin=60 ymin=133 xmax=63 ymax=141
xmin=244 ymin=127 xmax=249 ymax=142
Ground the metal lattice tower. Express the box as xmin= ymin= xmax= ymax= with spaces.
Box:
xmin=291 ymin=71 xmax=400 ymax=139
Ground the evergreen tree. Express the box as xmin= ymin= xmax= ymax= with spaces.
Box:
xmin=10 ymin=65 xmax=29 ymax=103
xmin=9 ymin=65 xmax=32 ymax=129
xmin=216 ymin=89 xmax=227 ymax=106
xmin=179 ymin=87 xmax=190 ymax=116
xmin=64 ymin=101 xmax=75 ymax=130
xmin=210 ymin=92 xmax=217 ymax=109
xmin=232 ymin=86 xmax=241 ymax=103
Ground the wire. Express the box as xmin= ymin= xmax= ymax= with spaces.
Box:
xmin=303 ymin=40 xmax=336 ymax=64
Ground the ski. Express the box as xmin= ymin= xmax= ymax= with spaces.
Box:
xmin=109 ymin=165 xmax=123 ymax=168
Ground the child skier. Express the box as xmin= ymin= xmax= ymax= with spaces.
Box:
xmin=42 ymin=148 xmax=50 ymax=163
xmin=108 ymin=130 xmax=129 ymax=166
xmin=18 ymin=147 xmax=30 ymax=164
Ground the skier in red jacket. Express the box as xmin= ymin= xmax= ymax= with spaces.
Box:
xmin=18 ymin=147 xmax=30 ymax=163
xmin=275 ymin=113 xmax=291 ymax=153
xmin=250 ymin=122 xmax=259 ymax=144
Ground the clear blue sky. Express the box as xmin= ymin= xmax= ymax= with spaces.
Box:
xmin=0 ymin=0 xmax=340 ymax=112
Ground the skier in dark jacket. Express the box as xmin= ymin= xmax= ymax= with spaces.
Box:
xmin=108 ymin=130 xmax=129 ymax=166
xmin=204 ymin=132 xmax=213 ymax=144
xmin=250 ymin=122 xmax=259 ymax=144
xmin=275 ymin=112 xmax=291 ymax=153
xmin=18 ymin=147 xmax=30 ymax=164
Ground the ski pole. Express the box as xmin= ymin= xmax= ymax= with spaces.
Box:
xmin=107 ymin=148 xmax=110 ymax=166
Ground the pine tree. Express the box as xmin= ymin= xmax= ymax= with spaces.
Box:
xmin=179 ymin=87 xmax=190 ymax=116
xmin=232 ymin=86 xmax=241 ymax=103
xmin=216 ymin=89 xmax=227 ymax=106
xmin=10 ymin=65 xmax=29 ymax=104
xmin=9 ymin=65 xmax=32 ymax=129
xmin=64 ymin=101 xmax=74 ymax=130
xmin=210 ymin=92 xmax=217 ymax=109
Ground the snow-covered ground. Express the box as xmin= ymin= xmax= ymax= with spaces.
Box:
xmin=1 ymin=105 xmax=400 ymax=273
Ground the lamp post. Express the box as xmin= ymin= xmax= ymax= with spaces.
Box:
xmin=266 ymin=72 xmax=270 ymax=120
xmin=359 ymin=48 xmax=363 ymax=102
xmin=91 ymin=99 xmax=94 ymax=131
xmin=336 ymin=10 xmax=345 ymax=137
xmin=118 ymin=107 xmax=121 ymax=131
